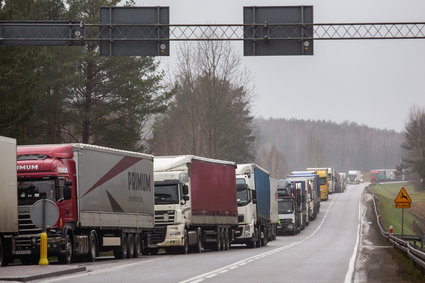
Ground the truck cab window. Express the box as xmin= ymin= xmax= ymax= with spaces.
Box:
xmin=237 ymin=188 xmax=251 ymax=206
xmin=278 ymin=200 xmax=294 ymax=214
xmin=17 ymin=179 xmax=57 ymax=205
xmin=154 ymin=184 xmax=179 ymax=205
xmin=319 ymin=177 xmax=327 ymax=186
xmin=236 ymin=178 xmax=251 ymax=206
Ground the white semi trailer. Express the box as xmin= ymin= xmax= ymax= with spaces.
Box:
xmin=0 ymin=136 xmax=18 ymax=267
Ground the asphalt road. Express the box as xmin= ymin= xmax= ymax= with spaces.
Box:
xmin=26 ymin=184 xmax=363 ymax=283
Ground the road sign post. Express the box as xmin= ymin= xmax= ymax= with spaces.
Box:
xmin=30 ymin=199 xmax=59 ymax=265
xmin=394 ymin=187 xmax=412 ymax=238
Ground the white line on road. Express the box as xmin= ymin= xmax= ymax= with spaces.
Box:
xmin=344 ymin=186 xmax=364 ymax=283
xmin=178 ymin=196 xmax=338 ymax=283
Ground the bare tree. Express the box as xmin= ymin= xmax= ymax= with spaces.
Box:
xmin=402 ymin=106 xmax=425 ymax=183
xmin=149 ymin=41 xmax=254 ymax=162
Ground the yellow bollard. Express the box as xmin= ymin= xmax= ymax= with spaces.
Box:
xmin=39 ymin=232 xmax=49 ymax=265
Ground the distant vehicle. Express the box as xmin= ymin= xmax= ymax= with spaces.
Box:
xmin=276 ymin=179 xmax=298 ymax=235
xmin=233 ymin=164 xmax=271 ymax=248
xmin=288 ymin=173 xmax=320 ymax=222
xmin=307 ymin=167 xmax=335 ymax=194
xmin=152 ymin=155 xmax=238 ymax=254
xmin=370 ymin=170 xmax=380 ymax=184
xmin=335 ymin=172 xmax=347 ymax=192
xmin=0 ymin=136 xmax=18 ymax=267
xmin=370 ymin=169 xmax=395 ymax=183
xmin=347 ymin=170 xmax=362 ymax=184
xmin=15 ymin=144 xmax=155 ymax=264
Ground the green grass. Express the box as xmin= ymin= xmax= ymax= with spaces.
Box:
xmin=369 ymin=183 xmax=424 ymax=235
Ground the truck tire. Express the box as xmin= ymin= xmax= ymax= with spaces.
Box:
xmin=247 ymin=227 xmax=258 ymax=248
xmin=114 ymin=233 xmax=128 ymax=259
xmin=86 ymin=230 xmax=98 ymax=262
xmin=194 ymin=229 xmax=203 ymax=253
xmin=127 ymin=234 xmax=134 ymax=259
xmin=58 ymin=234 xmax=73 ymax=264
xmin=180 ymin=229 xmax=189 ymax=254
xmin=261 ymin=229 xmax=268 ymax=247
xmin=0 ymin=237 xmax=7 ymax=267
xmin=220 ymin=229 xmax=225 ymax=251
xmin=224 ymin=229 xmax=230 ymax=250
xmin=256 ymin=227 xmax=262 ymax=247
xmin=134 ymin=234 xmax=142 ymax=257
xmin=214 ymin=229 xmax=222 ymax=251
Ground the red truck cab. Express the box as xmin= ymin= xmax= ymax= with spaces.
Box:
xmin=16 ymin=145 xmax=75 ymax=261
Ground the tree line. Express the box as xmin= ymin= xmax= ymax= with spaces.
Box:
xmin=254 ymin=118 xmax=403 ymax=177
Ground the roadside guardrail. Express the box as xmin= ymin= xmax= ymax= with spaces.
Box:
xmin=371 ymin=194 xmax=425 ymax=271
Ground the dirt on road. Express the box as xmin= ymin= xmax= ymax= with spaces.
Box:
xmin=354 ymin=187 xmax=425 ymax=283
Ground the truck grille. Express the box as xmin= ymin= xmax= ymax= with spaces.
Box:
xmin=281 ymin=218 xmax=292 ymax=225
xmin=16 ymin=208 xmax=42 ymax=252
xmin=155 ymin=210 xmax=176 ymax=224
xmin=150 ymin=225 xmax=167 ymax=244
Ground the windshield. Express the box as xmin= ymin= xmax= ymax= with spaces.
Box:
xmin=155 ymin=184 xmax=180 ymax=205
xmin=319 ymin=177 xmax=327 ymax=186
xmin=278 ymin=200 xmax=294 ymax=214
xmin=237 ymin=187 xmax=250 ymax=206
xmin=18 ymin=179 xmax=57 ymax=205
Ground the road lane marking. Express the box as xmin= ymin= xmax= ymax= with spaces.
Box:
xmin=344 ymin=186 xmax=364 ymax=283
xmin=179 ymin=196 xmax=338 ymax=283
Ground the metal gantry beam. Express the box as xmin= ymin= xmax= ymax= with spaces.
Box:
xmin=1 ymin=22 xmax=425 ymax=44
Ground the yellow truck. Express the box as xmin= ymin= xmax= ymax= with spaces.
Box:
xmin=315 ymin=170 xmax=329 ymax=201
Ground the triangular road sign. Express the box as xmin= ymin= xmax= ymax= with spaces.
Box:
xmin=394 ymin=187 xmax=412 ymax=203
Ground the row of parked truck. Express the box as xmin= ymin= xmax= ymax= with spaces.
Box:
xmin=0 ymin=137 xmax=282 ymax=266
xmin=0 ymin=137 xmax=349 ymax=266
xmin=275 ymin=167 xmax=347 ymax=235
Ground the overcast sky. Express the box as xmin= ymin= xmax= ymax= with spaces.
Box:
xmin=137 ymin=0 xmax=425 ymax=132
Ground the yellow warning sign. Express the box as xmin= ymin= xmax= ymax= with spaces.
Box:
xmin=394 ymin=187 xmax=412 ymax=208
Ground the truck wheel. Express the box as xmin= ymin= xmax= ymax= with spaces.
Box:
xmin=86 ymin=230 xmax=98 ymax=262
xmin=220 ymin=229 xmax=225 ymax=251
xmin=127 ymin=234 xmax=135 ymax=259
xmin=114 ymin=233 xmax=128 ymax=259
xmin=180 ymin=229 xmax=189 ymax=254
xmin=256 ymin=228 xmax=262 ymax=247
xmin=0 ymin=237 xmax=6 ymax=267
xmin=247 ymin=227 xmax=258 ymax=248
xmin=214 ymin=229 xmax=222 ymax=251
xmin=58 ymin=234 xmax=73 ymax=264
xmin=194 ymin=229 xmax=203 ymax=253
xmin=224 ymin=229 xmax=230 ymax=250
xmin=134 ymin=234 xmax=142 ymax=257
xmin=261 ymin=229 xmax=268 ymax=247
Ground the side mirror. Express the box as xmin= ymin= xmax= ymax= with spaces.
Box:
xmin=63 ymin=186 xmax=72 ymax=200
xmin=183 ymin=195 xmax=190 ymax=201
xmin=64 ymin=180 xmax=73 ymax=187
xmin=251 ymin=190 xmax=257 ymax=203
xmin=182 ymin=184 xmax=189 ymax=195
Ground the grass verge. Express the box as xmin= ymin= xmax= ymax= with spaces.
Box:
xmin=369 ymin=182 xmax=425 ymax=235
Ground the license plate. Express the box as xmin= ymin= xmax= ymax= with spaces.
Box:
xmin=15 ymin=250 xmax=31 ymax=255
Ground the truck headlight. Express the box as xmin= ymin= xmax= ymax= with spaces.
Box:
xmin=169 ymin=231 xmax=181 ymax=236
